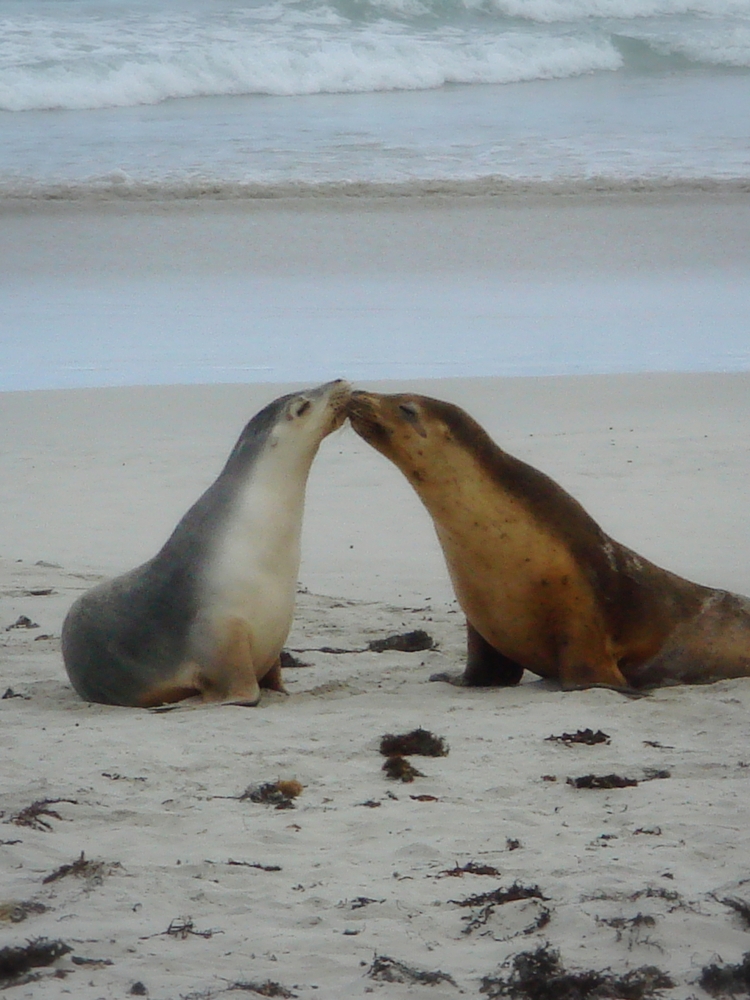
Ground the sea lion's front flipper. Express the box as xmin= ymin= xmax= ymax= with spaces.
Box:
xmin=430 ymin=620 xmax=524 ymax=687
xmin=201 ymin=616 xmax=262 ymax=706
xmin=464 ymin=622 xmax=525 ymax=686
xmin=259 ymin=657 xmax=287 ymax=694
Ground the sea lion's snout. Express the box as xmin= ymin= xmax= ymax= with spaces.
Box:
xmin=324 ymin=378 xmax=353 ymax=410
xmin=323 ymin=378 xmax=353 ymax=429
xmin=347 ymin=391 xmax=389 ymax=445
xmin=318 ymin=377 xmax=351 ymax=396
xmin=288 ymin=379 xmax=351 ymax=433
xmin=349 ymin=391 xmax=429 ymax=444
xmin=307 ymin=378 xmax=352 ymax=407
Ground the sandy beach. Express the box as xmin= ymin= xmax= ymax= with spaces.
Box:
xmin=2 ymin=194 xmax=750 ymax=998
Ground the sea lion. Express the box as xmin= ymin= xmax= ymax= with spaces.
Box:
xmin=348 ymin=390 xmax=750 ymax=690
xmin=62 ymin=380 xmax=351 ymax=707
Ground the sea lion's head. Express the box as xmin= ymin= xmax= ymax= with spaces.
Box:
xmin=277 ymin=378 xmax=352 ymax=442
xmin=348 ymin=390 xmax=487 ymax=492
xmin=226 ymin=379 xmax=351 ymax=476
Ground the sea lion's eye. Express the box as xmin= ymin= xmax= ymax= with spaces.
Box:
xmin=293 ymin=399 xmax=312 ymax=418
xmin=398 ymin=402 xmax=427 ymax=437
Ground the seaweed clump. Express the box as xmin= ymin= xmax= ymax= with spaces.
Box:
xmin=480 ymin=945 xmax=674 ymax=1000
xmin=453 ymin=884 xmax=550 ymax=938
xmin=546 ymin=729 xmax=611 ymax=745
xmin=227 ymin=980 xmax=297 ymax=997
xmin=567 ymin=774 xmax=638 ymax=790
xmin=0 ymin=938 xmax=71 ymax=984
xmin=382 ymin=757 xmax=424 ymax=783
xmin=7 ymin=798 xmax=77 ymax=832
xmin=719 ymin=897 xmax=750 ymax=929
xmin=380 ymin=728 xmax=448 ymax=757
xmin=42 ymin=852 xmax=114 ymax=885
xmin=0 ymin=901 xmax=46 ymax=923
xmin=368 ymin=630 xmax=435 ymax=653
xmin=239 ymin=781 xmax=303 ymax=810
xmin=440 ymin=861 xmax=502 ymax=878
xmin=700 ymin=952 xmax=750 ymax=996
xmin=452 ymin=884 xmax=546 ymax=909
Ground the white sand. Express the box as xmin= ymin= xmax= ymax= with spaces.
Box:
xmin=2 ymin=369 xmax=750 ymax=998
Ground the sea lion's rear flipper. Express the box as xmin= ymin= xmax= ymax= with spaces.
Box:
xmin=430 ymin=621 xmax=524 ymax=687
xmin=558 ymin=652 xmax=630 ymax=692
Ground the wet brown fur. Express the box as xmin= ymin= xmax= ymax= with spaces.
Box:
xmin=348 ymin=391 xmax=750 ymax=690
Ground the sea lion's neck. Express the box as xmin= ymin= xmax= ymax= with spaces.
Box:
xmin=227 ymin=445 xmax=316 ymax=551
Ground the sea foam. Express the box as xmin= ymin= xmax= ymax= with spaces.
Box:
xmin=0 ymin=28 xmax=621 ymax=110
xmin=1 ymin=0 xmax=748 ymax=111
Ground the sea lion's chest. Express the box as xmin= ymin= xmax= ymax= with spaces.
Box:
xmin=197 ymin=489 xmax=302 ymax=657
xmin=431 ymin=492 xmax=593 ymax=669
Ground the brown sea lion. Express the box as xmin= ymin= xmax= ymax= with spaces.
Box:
xmin=348 ymin=390 xmax=750 ymax=690
xmin=62 ymin=380 xmax=351 ymax=708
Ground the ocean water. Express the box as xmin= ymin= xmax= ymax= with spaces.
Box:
xmin=1 ymin=0 xmax=749 ymax=389
xmin=2 ymin=0 xmax=749 ymax=194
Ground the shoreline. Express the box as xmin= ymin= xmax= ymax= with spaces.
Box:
xmin=2 ymin=176 xmax=750 ymax=212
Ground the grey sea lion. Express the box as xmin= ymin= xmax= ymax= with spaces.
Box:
xmin=62 ymin=380 xmax=351 ymax=707
xmin=348 ymin=390 xmax=750 ymax=690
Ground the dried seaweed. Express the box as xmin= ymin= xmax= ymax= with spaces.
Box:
xmin=546 ymin=729 xmax=611 ymax=745
xmin=567 ymin=774 xmax=638 ymax=789
xmin=224 ymin=860 xmax=282 ymax=872
xmin=368 ymin=630 xmax=435 ymax=653
xmin=700 ymin=952 xmax=750 ymax=996
xmin=290 ymin=629 xmax=435 ymax=656
xmin=598 ymin=914 xmax=658 ymax=949
xmin=71 ymin=956 xmax=114 ymax=968
xmin=380 ymin=728 xmax=448 ymax=757
xmin=0 ymin=901 xmax=46 ymax=924
xmin=227 ymin=981 xmax=297 ymax=997
xmin=239 ymin=781 xmax=303 ymax=810
xmin=165 ymin=917 xmax=220 ymax=940
xmin=347 ymin=896 xmax=383 ymax=909
xmin=720 ymin=897 xmax=750 ymax=928
xmin=7 ymin=798 xmax=77 ymax=832
xmin=452 ymin=883 xmax=546 ymax=909
xmin=382 ymin=756 xmax=424 ymax=782
xmin=278 ymin=651 xmax=310 ymax=669
xmin=0 ymin=938 xmax=71 ymax=982
xmin=42 ymin=852 xmax=115 ymax=885
xmin=439 ymin=862 xmax=502 ymax=878
xmin=480 ymin=945 xmax=674 ymax=999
